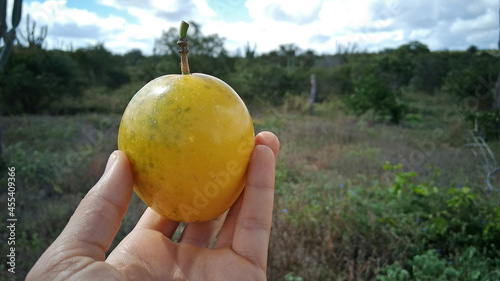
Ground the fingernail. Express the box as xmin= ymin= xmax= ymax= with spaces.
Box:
xmin=104 ymin=151 xmax=118 ymax=173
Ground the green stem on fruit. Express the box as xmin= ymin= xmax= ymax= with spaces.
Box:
xmin=177 ymin=21 xmax=190 ymax=75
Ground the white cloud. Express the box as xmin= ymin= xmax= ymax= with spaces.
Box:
xmin=223 ymin=0 xmax=375 ymax=54
xmin=16 ymin=0 xmax=219 ymax=53
xmin=10 ymin=0 xmax=499 ymax=55
xmin=21 ymin=0 xmax=128 ymax=50
xmin=450 ymin=7 xmax=497 ymax=34
xmin=93 ymin=0 xmax=218 ymax=53
xmin=97 ymin=0 xmax=151 ymax=10
xmin=246 ymin=0 xmax=323 ymax=23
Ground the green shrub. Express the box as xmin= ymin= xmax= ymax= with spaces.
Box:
xmin=344 ymin=75 xmax=407 ymax=123
xmin=411 ymin=52 xmax=450 ymax=95
xmin=377 ymin=250 xmax=460 ymax=281
xmin=410 ymin=250 xmax=459 ymax=281
xmin=463 ymin=109 xmax=500 ymax=140
xmin=0 ymin=48 xmax=84 ymax=114
xmin=227 ymin=60 xmax=293 ymax=105
xmin=456 ymin=247 xmax=500 ymax=281
xmin=378 ymin=247 xmax=500 ymax=281
xmin=71 ymin=43 xmax=130 ymax=89
xmin=311 ymin=62 xmax=353 ymax=100
xmin=441 ymin=52 xmax=499 ymax=107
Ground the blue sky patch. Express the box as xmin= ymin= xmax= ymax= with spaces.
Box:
xmin=205 ymin=0 xmax=251 ymax=23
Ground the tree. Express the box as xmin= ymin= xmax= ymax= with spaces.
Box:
xmin=72 ymin=43 xmax=130 ymax=89
xmin=412 ymin=51 xmax=450 ymax=95
xmin=18 ymin=14 xmax=47 ymax=49
xmin=494 ymin=4 xmax=500 ymax=109
xmin=375 ymin=41 xmax=430 ymax=90
xmin=151 ymin=22 xmax=233 ymax=79
xmin=0 ymin=0 xmax=22 ymax=168
xmin=123 ymin=49 xmax=144 ymax=66
xmin=442 ymin=52 xmax=500 ymax=108
xmin=243 ymin=41 xmax=256 ymax=60
xmin=0 ymin=48 xmax=85 ymax=114
xmin=153 ymin=22 xmax=226 ymax=57
xmin=0 ymin=0 xmax=22 ymax=70
xmin=344 ymin=74 xmax=406 ymax=124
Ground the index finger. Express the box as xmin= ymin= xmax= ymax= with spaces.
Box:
xmin=255 ymin=131 xmax=279 ymax=161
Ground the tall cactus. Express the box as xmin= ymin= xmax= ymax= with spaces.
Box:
xmin=0 ymin=0 xmax=22 ymax=71
xmin=0 ymin=0 xmax=21 ymax=164
xmin=21 ymin=14 xmax=47 ymax=48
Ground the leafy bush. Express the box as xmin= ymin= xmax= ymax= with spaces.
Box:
xmin=463 ymin=109 xmax=500 ymax=140
xmin=378 ymin=250 xmax=459 ymax=281
xmin=411 ymin=52 xmax=451 ymax=95
xmin=344 ymin=75 xmax=407 ymax=123
xmin=71 ymin=44 xmax=130 ymax=89
xmin=442 ymin=52 xmax=500 ymax=107
xmin=375 ymin=163 xmax=500 ymax=280
xmin=227 ymin=59 xmax=303 ymax=105
xmin=378 ymin=247 xmax=500 ymax=281
xmin=311 ymin=62 xmax=353 ymax=100
xmin=375 ymin=41 xmax=431 ymax=90
xmin=0 ymin=48 xmax=84 ymax=114
xmin=269 ymin=159 xmax=500 ymax=280
xmin=49 ymin=82 xmax=143 ymax=115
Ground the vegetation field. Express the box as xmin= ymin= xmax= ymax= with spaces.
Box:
xmin=1 ymin=22 xmax=500 ymax=280
xmin=1 ymin=93 xmax=499 ymax=280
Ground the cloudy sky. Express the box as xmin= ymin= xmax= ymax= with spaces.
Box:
xmin=4 ymin=0 xmax=499 ymax=55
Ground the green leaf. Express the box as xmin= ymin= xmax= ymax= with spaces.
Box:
xmin=461 ymin=186 xmax=471 ymax=193
xmin=412 ymin=184 xmax=430 ymax=196
xmin=383 ymin=161 xmax=393 ymax=171
xmin=431 ymin=217 xmax=449 ymax=235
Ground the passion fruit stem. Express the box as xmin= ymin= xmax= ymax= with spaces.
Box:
xmin=178 ymin=21 xmax=190 ymax=75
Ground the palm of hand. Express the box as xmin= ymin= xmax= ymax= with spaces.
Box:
xmin=27 ymin=132 xmax=278 ymax=281
xmin=107 ymin=225 xmax=263 ymax=280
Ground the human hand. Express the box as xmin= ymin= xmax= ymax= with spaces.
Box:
xmin=26 ymin=131 xmax=279 ymax=281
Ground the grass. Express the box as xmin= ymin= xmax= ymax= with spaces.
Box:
xmin=1 ymin=92 xmax=499 ymax=280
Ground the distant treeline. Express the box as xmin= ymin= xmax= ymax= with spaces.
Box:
xmin=1 ymin=22 xmax=499 ymax=127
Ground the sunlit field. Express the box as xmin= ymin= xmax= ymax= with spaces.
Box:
xmin=1 ymin=91 xmax=499 ymax=279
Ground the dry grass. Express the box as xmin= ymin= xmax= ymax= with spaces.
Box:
xmin=252 ymin=97 xmax=495 ymax=280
